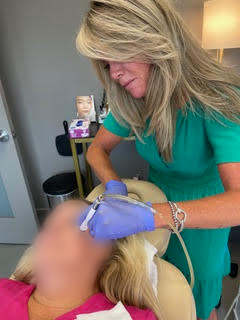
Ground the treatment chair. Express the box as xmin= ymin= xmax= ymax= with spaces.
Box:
xmin=87 ymin=179 xmax=197 ymax=320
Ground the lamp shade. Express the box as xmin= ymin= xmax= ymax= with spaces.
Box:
xmin=202 ymin=0 xmax=240 ymax=49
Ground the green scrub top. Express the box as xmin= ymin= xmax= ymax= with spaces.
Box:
xmin=103 ymin=96 xmax=240 ymax=319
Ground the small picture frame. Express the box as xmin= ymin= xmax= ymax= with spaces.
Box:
xmin=75 ymin=95 xmax=96 ymax=122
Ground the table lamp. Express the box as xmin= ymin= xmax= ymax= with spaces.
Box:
xmin=202 ymin=0 xmax=240 ymax=62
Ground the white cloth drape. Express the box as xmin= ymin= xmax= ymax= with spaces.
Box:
xmin=75 ymin=301 xmax=132 ymax=320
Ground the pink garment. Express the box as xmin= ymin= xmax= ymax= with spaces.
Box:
xmin=0 ymin=279 xmax=157 ymax=320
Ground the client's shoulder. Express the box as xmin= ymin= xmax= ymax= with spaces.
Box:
xmin=125 ymin=305 xmax=157 ymax=320
xmin=0 ymin=279 xmax=35 ymax=318
xmin=0 ymin=278 xmax=34 ymax=297
xmin=0 ymin=278 xmax=27 ymax=289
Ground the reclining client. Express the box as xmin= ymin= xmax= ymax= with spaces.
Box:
xmin=0 ymin=200 xmax=159 ymax=320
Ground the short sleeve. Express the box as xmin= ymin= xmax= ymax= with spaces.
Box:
xmin=126 ymin=306 xmax=157 ymax=320
xmin=103 ymin=112 xmax=131 ymax=137
xmin=205 ymin=112 xmax=240 ymax=164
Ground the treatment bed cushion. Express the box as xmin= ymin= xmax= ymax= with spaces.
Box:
xmin=86 ymin=179 xmax=171 ymax=257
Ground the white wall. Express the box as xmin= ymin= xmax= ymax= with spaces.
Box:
xmin=0 ymin=0 xmax=148 ymax=211
xmin=1 ymin=0 xmax=239 ymax=216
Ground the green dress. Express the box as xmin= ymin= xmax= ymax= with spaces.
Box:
xmin=103 ymin=97 xmax=240 ymax=319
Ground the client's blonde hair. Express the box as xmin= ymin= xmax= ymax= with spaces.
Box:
xmin=11 ymin=235 xmax=161 ymax=319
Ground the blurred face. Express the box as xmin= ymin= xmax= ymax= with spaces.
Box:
xmin=76 ymin=96 xmax=93 ymax=117
xmin=104 ymin=61 xmax=151 ymax=99
xmin=33 ymin=201 xmax=112 ymax=297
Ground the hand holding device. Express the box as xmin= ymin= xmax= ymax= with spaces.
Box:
xmin=104 ymin=180 xmax=128 ymax=196
xmin=78 ymin=195 xmax=155 ymax=241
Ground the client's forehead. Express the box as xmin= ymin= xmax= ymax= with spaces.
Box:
xmin=55 ymin=200 xmax=87 ymax=210
xmin=50 ymin=200 xmax=88 ymax=220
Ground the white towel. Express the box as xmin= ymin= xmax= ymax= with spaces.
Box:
xmin=75 ymin=301 xmax=132 ymax=320
xmin=144 ymin=240 xmax=158 ymax=296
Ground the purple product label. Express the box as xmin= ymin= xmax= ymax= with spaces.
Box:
xmin=69 ymin=128 xmax=90 ymax=138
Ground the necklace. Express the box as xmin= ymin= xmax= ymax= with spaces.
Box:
xmin=32 ymin=290 xmax=84 ymax=309
xmin=28 ymin=290 xmax=94 ymax=320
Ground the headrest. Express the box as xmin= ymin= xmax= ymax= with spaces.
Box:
xmin=86 ymin=179 xmax=171 ymax=257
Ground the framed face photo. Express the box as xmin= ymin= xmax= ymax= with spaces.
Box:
xmin=76 ymin=95 xmax=96 ymax=122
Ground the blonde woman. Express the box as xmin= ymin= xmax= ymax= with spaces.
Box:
xmin=75 ymin=1 xmax=240 ymax=319
xmin=0 ymin=200 xmax=159 ymax=320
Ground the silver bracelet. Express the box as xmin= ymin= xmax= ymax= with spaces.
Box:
xmin=168 ymin=201 xmax=187 ymax=233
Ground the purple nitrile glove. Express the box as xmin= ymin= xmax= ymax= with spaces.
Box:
xmin=77 ymin=197 xmax=155 ymax=241
xmin=105 ymin=180 xmax=128 ymax=196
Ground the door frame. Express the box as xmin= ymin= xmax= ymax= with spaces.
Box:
xmin=0 ymin=80 xmax=38 ymax=244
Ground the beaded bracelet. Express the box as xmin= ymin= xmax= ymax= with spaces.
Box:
xmin=168 ymin=201 xmax=187 ymax=233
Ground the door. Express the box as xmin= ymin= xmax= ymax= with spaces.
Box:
xmin=0 ymin=81 xmax=38 ymax=243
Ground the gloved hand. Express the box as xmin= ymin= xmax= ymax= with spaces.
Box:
xmin=105 ymin=180 xmax=128 ymax=196
xmin=77 ymin=197 xmax=155 ymax=241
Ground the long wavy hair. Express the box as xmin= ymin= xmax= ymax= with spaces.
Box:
xmin=10 ymin=235 xmax=161 ymax=319
xmin=76 ymin=0 xmax=240 ymax=161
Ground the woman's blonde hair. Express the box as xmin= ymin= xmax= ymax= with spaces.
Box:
xmin=76 ymin=0 xmax=240 ymax=161
xmin=10 ymin=235 xmax=161 ymax=319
